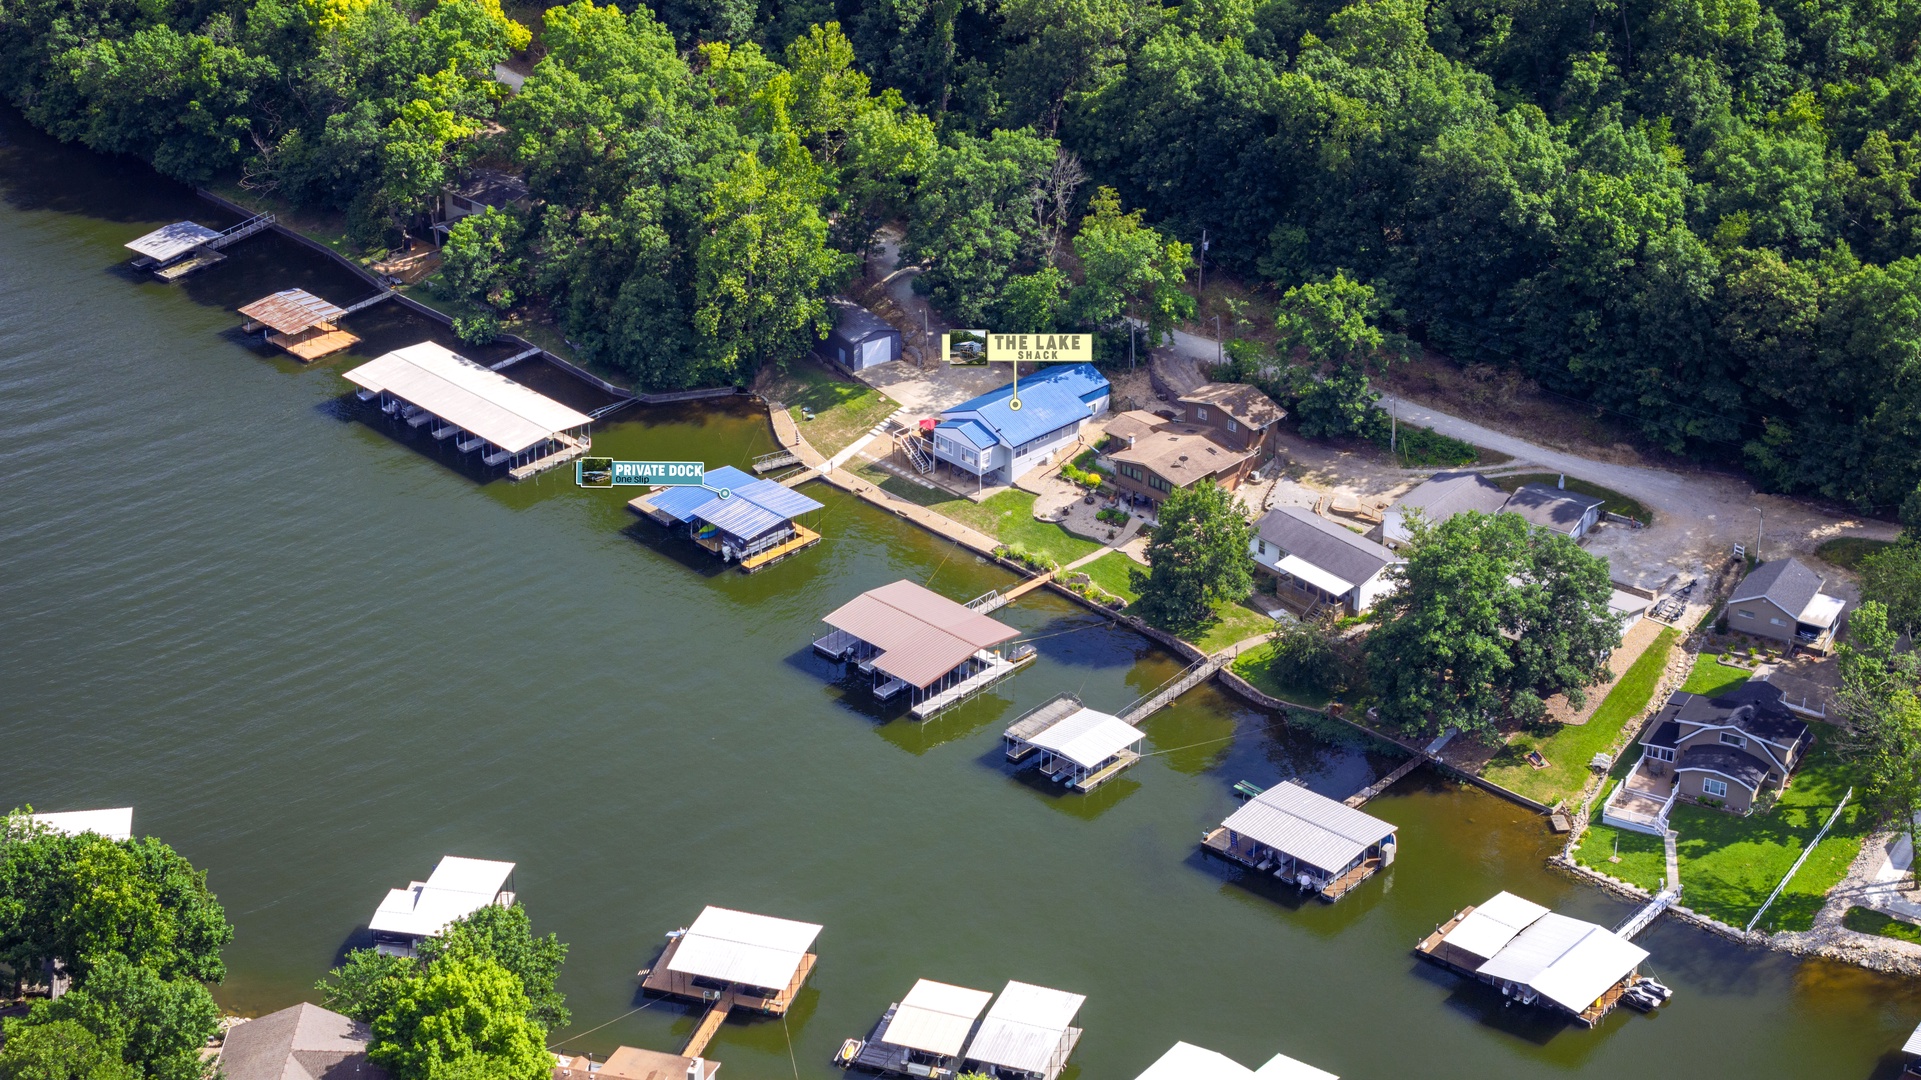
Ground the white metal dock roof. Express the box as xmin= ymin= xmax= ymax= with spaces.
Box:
xmin=964 ymin=981 xmax=1085 ymax=1074
xmin=1024 ymin=706 xmax=1143 ymax=769
xmin=879 ymin=979 xmax=993 ymax=1057
xmin=1219 ymin=781 xmax=1396 ymax=874
xmin=1905 ymin=1019 xmax=1921 ymax=1058
xmin=125 ymin=221 xmax=220 ymax=262
xmin=31 ymin=808 xmax=133 ymax=841
xmin=1133 ymin=1042 xmax=1338 ymax=1080
xmin=1474 ymin=911 xmax=1647 ymax=1013
xmin=369 ymin=855 xmax=515 ymax=938
xmin=665 ymin=906 xmax=823 ymax=990
xmin=1441 ymin=891 xmax=1551 ymax=963
xmin=343 ymin=342 xmax=592 ymax=453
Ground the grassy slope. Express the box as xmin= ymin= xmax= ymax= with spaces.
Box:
xmin=1815 ymin=536 xmax=1892 ymax=571
xmin=1228 ymin=640 xmax=1335 ymax=707
xmin=1078 ymin=551 xmax=1142 ymax=602
xmin=1192 ymin=601 xmax=1280 ymax=654
xmin=1482 ymin=627 xmax=1678 ymax=806
xmin=766 ymin=361 xmax=897 ymax=457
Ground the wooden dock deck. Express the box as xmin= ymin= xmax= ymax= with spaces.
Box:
xmin=638 ymin=935 xmax=817 ymax=1018
xmin=1318 ymin=855 xmax=1384 ymax=901
xmin=507 ymin=434 xmax=589 ymax=481
xmin=911 ymin=650 xmax=1028 ymax=720
xmin=739 ymin=523 xmax=822 ymax=572
xmin=271 ymin=324 xmax=360 ymax=362
xmin=153 ymin=247 xmax=225 ymax=281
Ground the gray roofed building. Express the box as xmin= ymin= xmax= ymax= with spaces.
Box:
xmin=1382 ymin=471 xmax=1511 ymax=547
xmin=218 ymin=1003 xmax=386 ymax=1080
xmin=820 ymin=299 xmax=902 ymax=372
xmin=1673 ymin=744 xmax=1772 ymax=791
xmin=1250 ymin=506 xmax=1401 ymax=614
xmin=1503 ymin=483 xmax=1606 ymax=539
xmin=1726 ymin=557 xmax=1846 ymax=650
xmin=1731 ymin=557 xmax=1829 ymax=618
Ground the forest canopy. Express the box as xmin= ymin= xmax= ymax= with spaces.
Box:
xmin=6 ymin=0 xmax=1921 ymax=505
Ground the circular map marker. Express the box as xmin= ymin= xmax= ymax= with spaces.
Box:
xmin=1008 ymin=397 xmax=1023 ymax=411
xmin=716 ymin=488 xmax=732 ymax=500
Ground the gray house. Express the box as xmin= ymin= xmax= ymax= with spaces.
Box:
xmin=820 ymin=299 xmax=901 ymax=372
xmin=1380 ymin=471 xmax=1510 ymax=548
xmin=218 ymin=1003 xmax=386 ymax=1080
xmin=1251 ymin=506 xmax=1400 ymax=614
xmin=1503 ymin=483 xmax=1606 ymax=540
xmin=1727 ymin=557 xmax=1845 ymax=651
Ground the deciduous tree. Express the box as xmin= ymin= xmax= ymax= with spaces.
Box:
xmin=1129 ymin=483 xmax=1254 ymax=635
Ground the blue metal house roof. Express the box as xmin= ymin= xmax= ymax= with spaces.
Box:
xmin=944 ymin=381 xmax=1095 ymax=447
xmin=936 ymin=419 xmax=996 ymax=450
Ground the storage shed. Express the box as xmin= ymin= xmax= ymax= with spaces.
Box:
xmin=1202 ymin=780 xmax=1397 ymax=901
xmin=820 ymin=299 xmax=902 ymax=372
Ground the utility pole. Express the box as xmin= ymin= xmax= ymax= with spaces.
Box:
xmin=1198 ymin=229 xmax=1208 ymax=299
xmin=1129 ymin=321 xmax=1136 ymax=371
xmin=1753 ymin=506 xmax=1764 ymax=561
xmin=1214 ymin=314 xmax=1223 ymax=366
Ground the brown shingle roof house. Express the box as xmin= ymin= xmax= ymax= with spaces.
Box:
xmin=218 ymin=1004 xmax=387 ymax=1080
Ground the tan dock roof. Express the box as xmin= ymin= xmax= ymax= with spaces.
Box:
xmin=125 ymin=221 xmax=220 ymax=262
xmin=665 ymin=906 xmax=822 ymax=991
xmin=343 ymin=342 xmax=591 ymax=453
xmin=821 ymin=580 xmax=1018 ymax=689
xmin=239 ymin=289 xmax=347 ymax=334
xmin=964 ymin=981 xmax=1085 ymax=1074
xmin=880 ymin=979 xmax=994 ymax=1058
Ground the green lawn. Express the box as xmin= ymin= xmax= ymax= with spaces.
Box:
xmin=1574 ymin=820 xmax=1669 ymax=891
xmin=1228 ymin=640 xmax=1334 ymax=707
xmin=1192 ymin=600 xmax=1281 ymax=654
xmin=1815 ymin=536 xmax=1892 ymax=571
xmin=1494 ymin=472 xmax=1652 ymax=525
xmin=1843 ymin=906 xmax=1921 ymax=944
xmin=1077 ymin=551 xmax=1142 ymax=603
xmin=1482 ymin=628 xmax=1678 ymax=806
xmin=765 ymin=360 xmax=897 ymax=456
xmin=929 ymin=490 xmax=1104 ymax=567
xmin=1681 ymin=649 xmax=1751 ymax=698
xmin=1580 ymin=727 xmax=1867 ymax=932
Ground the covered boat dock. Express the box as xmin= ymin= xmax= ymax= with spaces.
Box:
xmin=639 ymin=906 xmax=823 ymax=1058
xmin=814 ymin=580 xmax=1029 ymax=718
xmin=631 ymin=465 xmax=824 ymax=571
xmin=238 ymin=289 xmax=360 ymax=361
xmin=958 ymin=981 xmax=1085 ymax=1080
xmin=1202 ymin=780 xmax=1397 ymax=901
xmin=1132 ymin=1041 xmax=1337 ymax=1080
xmin=838 ymin=978 xmax=993 ymax=1078
xmin=343 ymin=342 xmax=592 ymax=480
xmin=30 ymin=807 xmax=134 ymax=841
xmin=124 ymin=214 xmax=276 ymax=280
xmin=1003 ymin=694 xmax=1144 ymax=792
xmin=369 ymin=855 xmax=516 ymax=957
xmin=1415 ymin=891 xmax=1651 ymax=1026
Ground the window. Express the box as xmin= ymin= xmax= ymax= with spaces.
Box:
xmin=1195 ymin=407 xmax=1208 ymax=420
xmin=1148 ymin=474 xmax=1173 ymax=492
xmin=1649 ymin=747 xmax=1674 ymax=762
xmin=1736 ymin=609 xmax=1755 ymax=619
xmin=1256 ymin=539 xmax=1268 ymax=555
xmin=1719 ymin=732 xmax=1747 ymax=748
xmin=1120 ymin=464 xmax=1145 ymax=482
xmin=1702 ymin=777 xmax=1729 ymax=798
xmin=1769 ymin=616 xmax=1786 ymax=626
xmin=1227 ymin=418 xmax=1238 ymax=433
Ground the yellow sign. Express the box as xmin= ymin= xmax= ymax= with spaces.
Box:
xmin=986 ymin=333 xmax=1092 ymax=364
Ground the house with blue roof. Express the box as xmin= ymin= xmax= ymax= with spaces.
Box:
xmin=629 ymin=465 xmax=826 ymax=571
xmin=930 ymin=364 xmax=1110 ymax=487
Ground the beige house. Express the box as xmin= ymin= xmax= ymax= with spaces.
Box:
xmin=1726 ymin=557 xmax=1845 ymax=651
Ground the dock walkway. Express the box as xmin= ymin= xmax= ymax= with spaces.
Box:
xmin=910 ymin=650 xmax=1025 ymax=720
xmin=506 ymin=433 xmax=589 ymax=481
xmin=1119 ymin=656 xmax=1226 ymax=726
xmin=683 ymin=996 xmax=733 ymax=1059
xmin=970 ymin=571 xmax=1053 ymax=614
xmin=738 ymin=523 xmax=822 ymax=572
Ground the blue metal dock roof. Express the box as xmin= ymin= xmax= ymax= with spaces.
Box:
xmin=649 ymin=465 xmax=759 ymax=522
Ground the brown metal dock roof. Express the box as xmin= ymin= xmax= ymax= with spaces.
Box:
xmin=822 ymin=580 xmax=1018 ymax=688
xmin=239 ymin=289 xmax=348 ymax=334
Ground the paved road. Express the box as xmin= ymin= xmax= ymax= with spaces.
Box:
xmin=1159 ymin=327 xmax=1899 ymax=588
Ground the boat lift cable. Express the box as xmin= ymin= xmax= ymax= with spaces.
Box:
xmin=545 ymin=997 xmax=658 ymax=1051
xmin=782 ymin=1014 xmax=801 ymax=1080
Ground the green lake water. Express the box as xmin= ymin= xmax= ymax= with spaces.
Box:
xmin=0 ymin=108 xmax=1916 ymax=1079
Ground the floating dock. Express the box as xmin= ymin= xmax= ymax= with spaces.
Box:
xmin=1002 ymin=694 xmax=1144 ymax=792
xmin=1201 ymin=780 xmax=1397 ymax=901
xmin=1414 ymin=891 xmax=1650 ymax=1027
xmin=126 ymin=214 xmax=275 ymax=280
xmin=815 ymin=580 xmax=1028 ymax=718
xmin=238 ymin=289 xmax=361 ymax=362
xmin=638 ymin=907 xmax=823 ymax=1058
xmin=837 ymin=979 xmax=992 ymax=1078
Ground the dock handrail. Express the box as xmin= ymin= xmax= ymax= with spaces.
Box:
xmin=1118 ymin=655 xmax=1224 ymax=726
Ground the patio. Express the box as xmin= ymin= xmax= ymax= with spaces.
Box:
xmin=1601 ymin=761 xmax=1678 ymax=835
